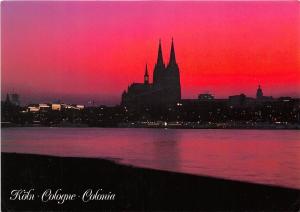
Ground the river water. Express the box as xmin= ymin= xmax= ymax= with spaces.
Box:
xmin=2 ymin=128 xmax=300 ymax=189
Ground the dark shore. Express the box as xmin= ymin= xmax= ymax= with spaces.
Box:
xmin=2 ymin=153 xmax=300 ymax=211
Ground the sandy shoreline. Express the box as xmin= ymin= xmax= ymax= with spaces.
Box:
xmin=2 ymin=152 xmax=300 ymax=211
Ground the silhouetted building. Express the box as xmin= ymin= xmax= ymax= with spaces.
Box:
xmin=5 ymin=93 xmax=20 ymax=106
xmin=11 ymin=94 xmax=20 ymax=106
xmin=121 ymin=39 xmax=181 ymax=107
xmin=256 ymin=85 xmax=263 ymax=99
xmin=229 ymin=94 xmax=247 ymax=107
xmin=256 ymin=85 xmax=273 ymax=101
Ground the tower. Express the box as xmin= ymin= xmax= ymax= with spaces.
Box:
xmin=165 ymin=38 xmax=181 ymax=102
xmin=168 ymin=37 xmax=177 ymax=67
xmin=153 ymin=39 xmax=165 ymax=86
xmin=121 ymin=38 xmax=182 ymax=107
xmin=144 ymin=64 xmax=149 ymax=85
xmin=256 ymin=85 xmax=263 ymax=99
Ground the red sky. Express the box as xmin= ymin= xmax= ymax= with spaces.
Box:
xmin=2 ymin=1 xmax=300 ymax=105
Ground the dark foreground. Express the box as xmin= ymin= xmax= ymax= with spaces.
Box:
xmin=2 ymin=153 xmax=300 ymax=211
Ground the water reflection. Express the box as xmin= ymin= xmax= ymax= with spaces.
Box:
xmin=2 ymin=128 xmax=300 ymax=189
xmin=149 ymin=129 xmax=180 ymax=171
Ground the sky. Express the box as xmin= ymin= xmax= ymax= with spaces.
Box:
xmin=1 ymin=1 xmax=300 ymax=105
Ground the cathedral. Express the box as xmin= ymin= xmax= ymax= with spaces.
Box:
xmin=121 ymin=39 xmax=181 ymax=107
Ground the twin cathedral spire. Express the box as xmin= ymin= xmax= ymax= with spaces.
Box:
xmin=122 ymin=38 xmax=181 ymax=107
xmin=146 ymin=38 xmax=178 ymax=85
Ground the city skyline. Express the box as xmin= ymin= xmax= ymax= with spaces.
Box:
xmin=2 ymin=1 xmax=300 ymax=105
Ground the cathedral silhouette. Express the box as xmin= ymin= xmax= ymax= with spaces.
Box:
xmin=121 ymin=39 xmax=181 ymax=107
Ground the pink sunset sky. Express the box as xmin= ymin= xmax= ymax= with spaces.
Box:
xmin=1 ymin=1 xmax=300 ymax=105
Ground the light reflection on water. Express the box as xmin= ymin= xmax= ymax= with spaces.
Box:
xmin=2 ymin=128 xmax=300 ymax=189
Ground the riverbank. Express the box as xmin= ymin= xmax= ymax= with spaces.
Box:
xmin=2 ymin=121 xmax=300 ymax=129
xmin=119 ymin=121 xmax=300 ymax=129
xmin=2 ymin=153 xmax=300 ymax=211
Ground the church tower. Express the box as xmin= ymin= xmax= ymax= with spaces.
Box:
xmin=256 ymin=85 xmax=263 ymax=99
xmin=153 ymin=39 xmax=165 ymax=86
xmin=165 ymin=38 xmax=181 ymax=102
xmin=168 ymin=38 xmax=177 ymax=67
xmin=121 ymin=38 xmax=182 ymax=107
